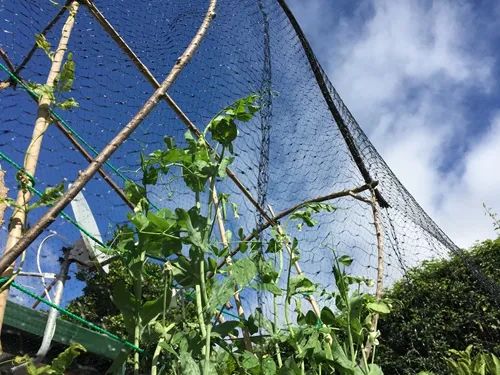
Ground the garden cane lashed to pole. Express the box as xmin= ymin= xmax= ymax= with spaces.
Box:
xmin=0 ymin=1 xmax=80 ymax=349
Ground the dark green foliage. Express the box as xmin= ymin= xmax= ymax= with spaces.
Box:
xmin=67 ymin=262 xmax=196 ymax=368
xmin=378 ymin=238 xmax=500 ymax=375
xmin=68 ymin=262 xmax=163 ymax=337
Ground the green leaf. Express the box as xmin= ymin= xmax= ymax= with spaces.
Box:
xmin=207 ymin=94 xmax=260 ymax=148
xmin=29 ymin=183 xmax=64 ymax=210
xmin=486 ymin=353 xmax=500 ymax=375
xmin=366 ymin=301 xmax=390 ymax=314
xmin=241 ymin=351 xmax=259 ymax=370
xmin=331 ymin=335 xmax=356 ymax=372
xmin=217 ymin=156 xmax=234 ymax=177
xmin=289 ymin=210 xmax=316 ymax=227
xmin=35 ymin=33 xmax=53 ymax=60
xmin=124 ymin=180 xmax=148 ymax=209
xmin=50 ymin=343 xmax=86 ymax=373
xmin=208 ymin=278 xmax=235 ymax=311
xmin=258 ymin=259 xmax=278 ymax=283
xmin=338 ymin=255 xmax=353 ymax=266
xmin=261 ymin=357 xmax=277 ymax=375
xmin=231 ymin=258 xmax=257 ymax=286
xmin=212 ymin=320 xmax=241 ymax=337
xmin=230 ymin=202 xmax=239 ymax=219
xmin=111 ymin=282 xmax=137 ymax=336
xmin=257 ymin=281 xmax=282 ymax=296
xmin=57 ymin=52 xmax=75 ymax=92
xmin=140 ymin=292 xmax=171 ymax=327
xmin=304 ymin=310 xmax=318 ymax=326
xmin=266 ymin=238 xmax=282 ymax=253
xmin=56 ymin=97 xmax=79 ymax=110
xmin=141 ymin=153 xmax=158 ymax=186
xmin=248 ymin=308 xmax=274 ymax=334
xmin=28 ymin=82 xmax=55 ymax=102
xmin=290 ymin=202 xmax=335 ymax=228
xmin=209 ymin=116 xmax=237 ymax=147
xmin=279 ymin=357 xmax=302 ymax=375
xmin=321 ymin=306 xmax=336 ymax=326
xmin=176 ymin=207 xmax=208 ymax=250
xmin=289 ymin=275 xmax=316 ymax=298
xmin=179 ymin=351 xmax=201 ymax=375
xmin=366 ymin=364 xmax=384 ymax=375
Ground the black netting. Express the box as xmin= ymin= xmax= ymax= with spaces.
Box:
xmin=0 ymin=0 xmax=498 ymax=361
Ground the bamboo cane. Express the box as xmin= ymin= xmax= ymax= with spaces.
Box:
xmin=0 ymin=2 xmax=80 ymax=349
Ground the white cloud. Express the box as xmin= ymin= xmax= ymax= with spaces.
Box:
xmin=438 ymin=115 xmax=500 ymax=245
xmin=288 ymin=0 xmax=499 ymax=247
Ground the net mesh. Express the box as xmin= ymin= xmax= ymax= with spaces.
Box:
xmin=0 ymin=0 xmax=498 ymax=361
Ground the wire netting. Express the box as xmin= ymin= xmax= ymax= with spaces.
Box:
xmin=0 ymin=0 xmax=498 ymax=362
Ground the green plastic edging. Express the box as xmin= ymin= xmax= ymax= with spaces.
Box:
xmin=4 ymin=301 xmax=127 ymax=360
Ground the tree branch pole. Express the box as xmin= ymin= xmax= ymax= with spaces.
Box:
xmin=211 ymin=188 xmax=253 ymax=351
xmin=82 ymin=0 xmax=275 ymax=225
xmin=268 ymin=206 xmax=321 ymax=318
xmin=210 ymin=181 xmax=377 ymax=276
xmin=0 ymin=1 xmax=80 ymax=348
xmin=0 ymin=0 xmax=217 ymax=275
xmin=363 ymin=188 xmax=385 ymax=360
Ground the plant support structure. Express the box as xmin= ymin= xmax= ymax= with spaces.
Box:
xmin=0 ymin=0 xmax=217 ymax=277
xmin=0 ymin=1 xmax=80 ymax=348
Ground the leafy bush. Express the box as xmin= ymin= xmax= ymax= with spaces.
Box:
xmin=68 ymin=95 xmax=391 ymax=374
xmin=378 ymin=238 xmax=500 ymax=374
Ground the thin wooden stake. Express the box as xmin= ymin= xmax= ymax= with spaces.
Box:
xmin=211 ymin=188 xmax=253 ymax=351
xmin=363 ymin=188 xmax=385 ymax=360
xmin=0 ymin=1 xmax=80 ymax=348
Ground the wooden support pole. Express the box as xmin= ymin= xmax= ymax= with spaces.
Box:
xmin=0 ymin=2 xmax=80 ymax=349
xmin=211 ymin=188 xmax=253 ymax=351
xmin=212 ymin=182 xmax=377 ymax=276
xmin=363 ymin=188 xmax=385 ymax=360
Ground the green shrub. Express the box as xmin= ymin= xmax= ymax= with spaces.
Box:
xmin=378 ymin=238 xmax=500 ymax=374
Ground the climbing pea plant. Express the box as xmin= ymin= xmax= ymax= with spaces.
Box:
xmin=107 ymin=94 xmax=390 ymax=375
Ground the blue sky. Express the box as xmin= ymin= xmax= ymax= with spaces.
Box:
xmin=288 ymin=0 xmax=500 ymax=247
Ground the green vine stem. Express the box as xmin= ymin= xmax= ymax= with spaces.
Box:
xmin=203 ymin=323 xmax=212 ymax=375
xmin=196 ymin=285 xmax=207 ymax=338
xmin=133 ymin=251 xmax=145 ymax=375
